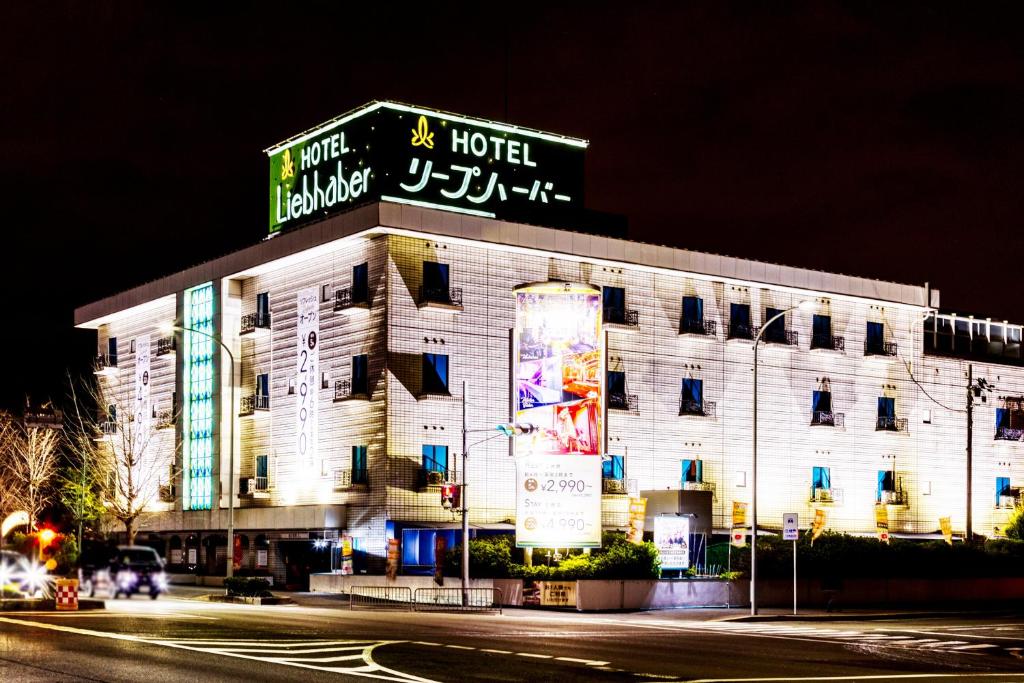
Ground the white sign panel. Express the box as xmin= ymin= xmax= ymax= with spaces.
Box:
xmin=296 ymin=288 xmax=319 ymax=472
xmin=653 ymin=516 xmax=690 ymax=570
xmin=133 ymin=334 xmax=151 ymax=443
xmin=783 ymin=513 xmax=799 ymax=541
xmin=516 ymin=454 xmax=601 ymax=548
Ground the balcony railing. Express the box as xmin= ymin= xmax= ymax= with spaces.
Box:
xmin=811 ymin=411 xmax=845 ymax=427
xmin=764 ymin=328 xmax=799 ymax=346
xmin=683 ymin=481 xmax=716 ymax=499
xmin=418 ymin=286 xmax=463 ymax=308
xmin=996 ymin=426 xmax=1024 ymax=441
xmin=94 ymin=354 xmax=117 ymax=374
xmin=240 ymin=394 xmax=270 ymax=416
xmin=158 ymin=483 xmax=175 ymax=503
xmin=680 ymin=318 xmax=717 ymax=337
xmin=608 ymin=392 xmax=638 ymax=412
xmin=728 ymin=322 xmax=760 ymax=341
xmin=334 ymin=379 xmax=369 ymax=401
xmin=334 ymin=468 xmax=369 ymax=489
xmin=679 ymin=398 xmax=717 ymax=418
xmin=603 ymin=308 xmax=639 ymax=328
xmin=156 ymin=336 xmax=176 ymax=356
xmin=602 ymin=478 xmax=627 ymax=495
xmin=240 ymin=312 xmax=271 ymax=335
xmin=419 ymin=468 xmax=451 ymax=488
xmin=811 ymin=334 xmax=845 ymax=352
xmin=334 ymin=286 xmax=370 ymax=311
xmin=155 ymin=410 xmax=174 ymax=430
xmin=865 ymin=340 xmax=898 ymax=357
xmin=239 ymin=476 xmax=271 ymax=496
xmin=96 ymin=421 xmax=117 ymax=439
xmin=878 ymin=489 xmax=908 ymax=506
xmin=876 ymin=416 xmax=908 ymax=432
xmin=997 ymin=493 xmax=1020 ymax=509
xmin=810 ymin=487 xmax=843 ymax=504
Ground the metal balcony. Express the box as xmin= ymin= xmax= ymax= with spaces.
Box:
xmin=240 ymin=312 xmax=271 ymax=335
xmin=93 ymin=354 xmax=117 ymax=375
xmin=156 ymin=336 xmax=176 ymax=356
xmin=682 ymin=481 xmax=716 ymax=500
xmin=810 ymin=411 xmax=845 ymax=427
xmin=95 ymin=421 xmax=117 ymax=440
xmin=608 ymin=392 xmax=638 ymax=412
xmin=996 ymin=426 xmax=1024 ymax=441
xmin=876 ymin=416 xmax=908 ymax=432
xmin=240 ymin=394 xmax=270 ymax=416
xmin=334 ymin=286 xmax=370 ymax=312
xmin=418 ymin=468 xmax=451 ymax=489
xmin=878 ymin=489 xmax=908 ymax=506
xmin=155 ymin=410 xmax=175 ymax=430
xmin=679 ymin=318 xmax=717 ymax=337
xmin=602 ymin=478 xmax=627 ymax=495
xmin=865 ymin=340 xmax=898 ymax=357
xmin=158 ymin=483 xmax=175 ymax=503
xmin=810 ymin=487 xmax=843 ymax=504
xmin=418 ymin=286 xmax=463 ymax=309
xmin=603 ymin=308 xmax=639 ymax=328
xmin=334 ymin=379 xmax=369 ymax=402
xmin=997 ymin=493 xmax=1020 ymax=510
xmin=334 ymin=468 xmax=369 ymax=490
xmin=811 ymin=334 xmax=845 ymax=352
xmin=679 ymin=398 xmax=717 ymax=418
xmin=764 ymin=328 xmax=799 ymax=346
xmin=727 ymin=322 xmax=759 ymax=341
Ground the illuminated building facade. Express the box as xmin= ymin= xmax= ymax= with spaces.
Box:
xmin=75 ymin=104 xmax=1023 ymax=583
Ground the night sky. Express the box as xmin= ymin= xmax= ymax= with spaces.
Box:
xmin=3 ymin=2 xmax=1023 ymax=411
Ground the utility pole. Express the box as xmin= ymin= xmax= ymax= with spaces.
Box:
xmin=461 ymin=380 xmax=469 ymax=607
xmin=966 ymin=364 xmax=974 ymax=543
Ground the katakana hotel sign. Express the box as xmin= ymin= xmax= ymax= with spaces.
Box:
xmin=265 ymin=101 xmax=587 ymax=234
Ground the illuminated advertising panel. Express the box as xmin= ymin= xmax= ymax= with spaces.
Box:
xmin=296 ymin=287 xmax=319 ymax=474
xmin=183 ymin=283 xmax=214 ymax=511
xmin=653 ymin=516 xmax=690 ymax=570
xmin=513 ymin=282 xmax=603 ymax=549
xmin=266 ymin=101 xmax=587 ymax=234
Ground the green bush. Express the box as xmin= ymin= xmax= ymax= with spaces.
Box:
xmin=1005 ymin=503 xmax=1024 ymax=540
xmin=224 ymin=577 xmax=272 ymax=597
xmin=445 ymin=534 xmax=516 ymax=578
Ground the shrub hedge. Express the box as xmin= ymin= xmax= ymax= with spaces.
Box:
xmin=224 ymin=577 xmax=273 ymax=597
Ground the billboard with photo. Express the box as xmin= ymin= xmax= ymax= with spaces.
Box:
xmin=513 ymin=282 xmax=603 ymax=457
xmin=653 ymin=516 xmax=691 ymax=570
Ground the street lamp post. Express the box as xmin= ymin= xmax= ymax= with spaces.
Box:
xmin=751 ymin=300 xmax=812 ymax=616
xmin=169 ymin=323 xmax=237 ymax=580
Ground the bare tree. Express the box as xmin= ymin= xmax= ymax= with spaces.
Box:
xmin=0 ymin=412 xmax=20 ymax=522
xmin=2 ymin=413 xmax=61 ymax=529
xmin=67 ymin=377 xmax=178 ymax=546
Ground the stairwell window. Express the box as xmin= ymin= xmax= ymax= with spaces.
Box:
xmin=729 ymin=303 xmax=752 ymax=339
xmin=602 ymin=286 xmax=626 ymax=325
xmin=680 ymin=378 xmax=704 ymax=415
xmin=603 ymin=455 xmax=624 ymax=480
xmin=682 ymin=459 xmax=703 ymax=484
xmin=812 ymin=390 xmax=833 ymax=425
xmin=352 ymin=262 xmax=369 ymax=304
xmin=422 ymin=353 xmax=449 ymax=395
xmin=351 ymin=354 xmax=369 ymax=395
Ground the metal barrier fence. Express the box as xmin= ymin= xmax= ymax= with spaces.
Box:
xmin=349 ymin=586 xmax=413 ymax=610
xmin=413 ymin=588 xmax=502 ymax=613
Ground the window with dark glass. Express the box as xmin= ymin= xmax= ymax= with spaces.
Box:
xmin=256 ymin=292 xmax=270 ymax=325
xmin=996 ymin=476 xmax=1012 ymax=505
xmin=422 ymin=353 xmax=449 ymax=394
xmin=682 ymin=459 xmax=703 ymax=484
xmin=877 ymin=470 xmax=895 ymax=502
xmin=812 ymin=466 xmax=831 ymax=491
xmin=729 ymin=303 xmax=752 ymax=339
xmin=256 ymin=373 xmax=269 ymax=399
xmin=866 ymin=321 xmax=885 ymax=354
xmin=682 ymin=296 xmax=703 ymax=333
xmin=255 ymin=454 xmax=269 ymax=490
xmin=422 ymin=445 xmax=448 ymax=475
xmin=877 ymin=397 xmax=896 ymax=430
xmin=603 ymin=286 xmax=626 ymax=324
xmin=607 ymin=370 xmax=627 ymax=408
xmin=765 ymin=307 xmax=786 ymax=343
xmin=352 ymin=262 xmax=369 ymax=303
xmin=811 ymin=314 xmax=832 ymax=349
xmin=351 ymin=354 xmax=369 ymax=395
xmin=812 ymin=390 xmax=833 ymax=425
xmin=107 ymin=403 xmax=117 ymax=421
xmin=603 ymin=455 xmax=624 ymax=480
xmin=108 ymin=337 xmax=118 ymax=367
xmin=423 ymin=262 xmax=450 ymax=302
xmin=681 ymin=378 xmax=704 ymax=415
xmin=352 ymin=445 xmax=368 ymax=484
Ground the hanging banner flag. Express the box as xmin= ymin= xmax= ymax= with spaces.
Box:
xmin=626 ymin=497 xmax=647 ymax=544
xmin=875 ymin=505 xmax=890 ymax=544
xmin=133 ymin=334 xmax=151 ymax=444
xmin=340 ymin=536 xmax=354 ymax=575
xmin=516 ymin=454 xmax=602 ymax=548
xmin=811 ymin=508 xmax=827 ymax=545
xmin=731 ymin=528 xmax=746 ymax=547
xmin=386 ymin=538 xmax=400 ymax=581
xmin=296 ymin=288 xmax=320 ymax=474
xmin=434 ymin=534 xmax=447 ymax=586
xmin=732 ymin=501 xmax=747 ymax=528
xmin=939 ymin=516 xmax=953 ymax=545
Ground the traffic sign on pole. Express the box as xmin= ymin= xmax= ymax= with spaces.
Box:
xmin=782 ymin=513 xmax=799 ymax=541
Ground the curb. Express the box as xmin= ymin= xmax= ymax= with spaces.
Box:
xmin=724 ymin=609 xmax=1023 ymax=623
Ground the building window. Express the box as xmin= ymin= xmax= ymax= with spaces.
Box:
xmin=422 ymin=261 xmax=450 ymax=303
xmin=352 ymin=445 xmax=367 ymax=484
xmin=681 ymin=296 xmax=704 ymax=334
xmin=997 ymin=476 xmax=1012 ymax=506
xmin=812 ymin=466 xmax=831 ymax=493
xmin=256 ymin=373 xmax=269 ymax=407
xmin=923 ymin=408 xmax=932 ymax=424
xmin=877 ymin=470 xmax=895 ymax=502
xmin=866 ymin=321 xmax=885 ymax=354
xmin=877 ymin=397 xmax=896 ymax=430
xmin=764 ymin=307 xmax=786 ymax=343
xmin=352 ymin=262 xmax=369 ymax=303
xmin=811 ymin=390 xmax=833 ymax=425
xmin=729 ymin=303 xmax=752 ymax=339
xmin=422 ymin=353 xmax=449 ymax=395
xmin=602 ymin=286 xmax=626 ymax=325
xmin=811 ymin=314 xmax=832 ymax=349
xmin=682 ymin=459 xmax=703 ymax=484
xmin=680 ymin=378 xmax=704 ymax=415
xmin=256 ymin=292 xmax=270 ymax=325
xmin=255 ymin=454 xmax=269 ymax=491
xmin=607 ymin=370 xmax=631 ymax=409
xmin=603 ymin=455 xmax=624 ymax=480
xmin=351 ymin=354 xmax=369 ymax=395
xmin=996 ymin=399 xmax=1024 ymax=440
xmin=108 ymin=337 xmax=118 ymax=367
xmin=422 ymin=445 xmax=448 ymax=479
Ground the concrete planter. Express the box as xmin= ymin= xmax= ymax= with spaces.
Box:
xmin=753 ymin=576 xmax=1024 ymax=608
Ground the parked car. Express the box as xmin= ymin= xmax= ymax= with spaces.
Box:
xmin=89 ymin=545 xmax=168 ymax=599
xmin=0 ymin=550 xmax=29 ymax=597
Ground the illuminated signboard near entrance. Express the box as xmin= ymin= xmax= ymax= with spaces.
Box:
xmin=265 ymin=101 xmax=587 ymax=234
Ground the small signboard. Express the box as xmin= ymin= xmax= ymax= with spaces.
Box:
xmin=783 ymin=513 xmax=799 ymax=541
xmin=653 ymin=516 xmax=690 ymax=570
xmin=541 ymin=581 xmax=576 ymax=607
xmin=732 ymin=501 xmax=747 ymax=528
xmin=626 ymin=497 xmax=647 ymax=544
xmin=731 ymin=528 xmax=746 ymax=547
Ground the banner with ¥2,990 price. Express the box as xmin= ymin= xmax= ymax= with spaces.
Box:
xmin=516 ymin=454 xmax=601 ymax=548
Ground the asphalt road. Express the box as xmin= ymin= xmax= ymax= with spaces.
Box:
xmin=1 ymin=590 xmax=1023 ymax=682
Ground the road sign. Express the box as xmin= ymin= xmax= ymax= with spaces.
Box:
xmin=783 ymin=513 xmax=799 ymax=541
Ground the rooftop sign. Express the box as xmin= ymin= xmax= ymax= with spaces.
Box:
xmin=266 ymin=101 xmax=588 ymax=234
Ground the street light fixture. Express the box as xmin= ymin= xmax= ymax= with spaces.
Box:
xmin=162 ymin=322 xmax=237 ymax=580
xmin=751 ymin=299 xmax=813 ymax=616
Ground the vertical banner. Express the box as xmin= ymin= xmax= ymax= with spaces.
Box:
xmin=434 ymin=534 xmax=447 ymax=586
xmin=811 ymin=509 xmax=827 ymax=545
xmin=386 ymin=538 xmax=399 ymax=581
xmin=133 ymin=334 xmax=151 ymax=445
xmin=732 ymin=501 xmax=747 ymax=528
xmin=626 ymin=497 xmax=647 ymax=544
xmin=875 ymin=505 xmax=890 ymax=544
xmin=296 ymin=288 xmax=319 ymax=474
xmin=340 ymin=536 xmax=354 ymax=575
xmin=939 ymin=516 xmax=953 ymax=545
xmin=233 ymin=535 xmax=243 ymax=571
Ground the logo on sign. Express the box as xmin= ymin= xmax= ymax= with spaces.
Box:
xmin=411 ymin=115 xmax=435 ymax=149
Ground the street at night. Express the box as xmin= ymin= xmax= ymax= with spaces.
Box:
xmin=2 ymin=591 xmax=1023 ymax=682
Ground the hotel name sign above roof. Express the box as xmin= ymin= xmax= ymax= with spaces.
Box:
xmin=266 ymin=101 xmax=588 ymax=235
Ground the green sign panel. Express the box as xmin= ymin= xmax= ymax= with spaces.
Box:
xmin=266 ymin=101 xmax=587 ymax=235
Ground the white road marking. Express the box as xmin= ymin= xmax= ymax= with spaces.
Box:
xmin=413 ymin=641 xmax=442 ymax=646
xmin=685 ymin=674 xmax=1024 ymax=682
xmin=480 ymin=648 xmax=512 ymax=654
xmin=443 ymin=644 xmax=474 ymax=650
xmin=952 ymin=644 xmax=1000 ymax=650
xmin=516 ymin=652 xmax=552 ymax=659
xmin=555 ymin=656 xmax=610 ymax=665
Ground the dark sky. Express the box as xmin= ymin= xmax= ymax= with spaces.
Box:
xmin=3 ymin=2 xmax=1023 ymax=411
